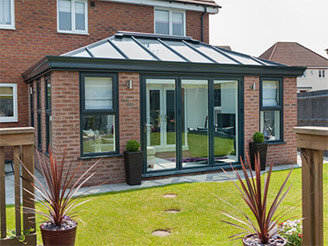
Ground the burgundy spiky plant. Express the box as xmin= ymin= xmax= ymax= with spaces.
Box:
xmin=216 ymin=155 xmax=294 ymax=243
xmin=19 ymin=149 xmax=100 ymax=227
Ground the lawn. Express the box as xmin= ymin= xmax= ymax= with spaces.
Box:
xmin=6 ymin=164 xmax=328 ymax=245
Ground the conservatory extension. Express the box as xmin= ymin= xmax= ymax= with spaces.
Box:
xmin=22 ymin=32 xmax=305 ymax=184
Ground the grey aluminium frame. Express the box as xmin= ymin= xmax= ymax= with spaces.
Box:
xmin=79 ymin=72 xmax=120 ymax=158
xmin=259 ymin=77 xmax=284 ymax=144
xmin=140 ymin=74 xmax=244 ymax=177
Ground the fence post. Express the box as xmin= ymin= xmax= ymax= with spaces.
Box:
xmin=294 ymin=126 xmax=328 ymax=246
xmin=0 ymin=127 xmax=36 ymax=246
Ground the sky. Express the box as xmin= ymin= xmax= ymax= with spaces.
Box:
xmin=209 ymin=0 xmax=328 ymax=58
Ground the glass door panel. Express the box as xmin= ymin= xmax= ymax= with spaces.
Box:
xmin=213 ymin=80 xmax=238 ymax=164
xmin=181 ymin=79 xmax=209 ymax=168
xmin=146 ymin=79 xmax=177 ymax=171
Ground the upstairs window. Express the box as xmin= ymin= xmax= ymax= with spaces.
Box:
xmin=155 ymin=9 xmax=185 ymax=36
xmin=0 ymin=0 xmax=15 ymax=29
xmin=0 ymin=83 xmax=17 ymax=122
xmin=319 ymin=70 xmax=325 ymax=78
xmin=57 ymin=0 xmax=88 ymax=34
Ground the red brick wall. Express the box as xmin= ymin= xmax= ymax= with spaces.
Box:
xmin=32 ymin=71 xmax=140 ymax=185
xmin=0 ymin=0 xmax=209 ymax=128
xmin=244 ymin=76 xmax=298 ymax=165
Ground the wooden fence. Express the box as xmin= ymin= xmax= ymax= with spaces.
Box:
xmin=0 ymin=127 xmax=36 ymax=246
xmin=298 ymin=90 xmax=328 ymax=156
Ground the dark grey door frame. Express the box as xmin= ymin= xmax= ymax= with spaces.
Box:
xmin=140 ymin=74 xmax=244 ymax=177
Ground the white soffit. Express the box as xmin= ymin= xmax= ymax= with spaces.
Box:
xmin=99 ymin=0 xmax=219 ymax=14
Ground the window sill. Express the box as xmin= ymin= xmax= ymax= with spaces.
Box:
xmin=79 ymin=153 xmax=123 ymax=160
xmin=0 ymin=26 xmax=15 ymax=30
xmin=267 ymin=141 xmax=286 ymax=145
xmin=57 ymin=30 xmax=89 ymax=36
xmin=0 ymin=118 xmax=18 ymax=123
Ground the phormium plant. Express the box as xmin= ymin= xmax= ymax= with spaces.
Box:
xmin=215 ymin=155 xmax=295 ymax=244
xmin=19 ymin=149 xmax=100 ymax=228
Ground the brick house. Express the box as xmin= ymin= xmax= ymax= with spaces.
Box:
xmin=260 ymin=42 xmax=328 ymax=92
xmin=1 ymin=0 xmax=305 ymax=185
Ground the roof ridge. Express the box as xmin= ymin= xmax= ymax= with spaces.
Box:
xmin=269 ymin=42 xmax=279 ymax=61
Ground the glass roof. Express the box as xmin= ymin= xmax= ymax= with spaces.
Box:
xmin=62 ymin=32 xmax=286 ymax=67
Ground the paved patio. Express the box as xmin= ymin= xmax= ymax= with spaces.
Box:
xmin=4 ymin=153 xmax=328 ymax=205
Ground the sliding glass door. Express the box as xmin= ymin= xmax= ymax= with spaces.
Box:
xmin=181 ymin=79 xmax=209 ymax=168
xmin=213 ymin=80 xmax=239 ymax=164
xmin=146 ymin=79 xmax=177 ymax=171
xmin=143 ymin=76 xmax=242 ymax=174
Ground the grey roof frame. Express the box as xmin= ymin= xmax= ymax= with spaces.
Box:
xmin=22 ymin=31 xmax=306 ymax=82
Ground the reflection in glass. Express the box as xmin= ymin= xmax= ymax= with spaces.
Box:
xmin=111 ymin=37 xmax=155 ymax=60
xmin=137 ymin=38 xmax=184 ymax=62
xmin=0 ymin=87 xmax=13 ymax=117
xmin=182 ymin=79 xmax=208 ymax=168
xmin=90 ymin=42 xmax=124 ymax=59
xmin=82 ymin=115 xmax=116 ymax=153
xmin=146 ymin=79 xmax=176 ymax=171
xmin=190 ymin=43 xmax=237 ymax=64
xmin=0 ymin=0 xmax=11 ymax=25
xmin=172 ymin=12 xmax=184 ymax=35
xmin=165 ymin=41 xmax=211 ymax=63
xmin=213 ymin=80 xmax=238 ymax=164
xmin=59 ymin=0 xmax=71 ymax=31
xmin=85 ymin=77 xmax=113 ymax=110
xmin=262 ymin=80 xmax=279 ymax=107
xmin=260 ymin=110 xmax=280 ymax=141
xmin=75 ymin=2 xmax=85 ymax=30
xmin=155 ymin=10 xmax=169 ymax=35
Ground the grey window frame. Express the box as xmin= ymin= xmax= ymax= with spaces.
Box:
xmin=259 ymin=77 xmax=284 ymax=143
xmin=37 ymin=80 xmax=42 ymax=150
xmin=45 ymin=76 xmax=52 ymax=153
xmin=79 ymin=72 xmax=120 ymax=157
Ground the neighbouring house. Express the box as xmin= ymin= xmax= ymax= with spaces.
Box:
xmin=1 ymin=0 xmax=305 ymax=185
xmin=260 ymin=42 xmax=328 ymax=92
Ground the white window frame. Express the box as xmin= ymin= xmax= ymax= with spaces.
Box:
xmin=0 ymin=83 xmax=18 ymax=123
xmin=57 ymin=0 xmax=88 ymax=35
xmin=154 ymin=8 xmax=186 ymax=36
xmin=0 ymin=0 xmax=15 ymax=30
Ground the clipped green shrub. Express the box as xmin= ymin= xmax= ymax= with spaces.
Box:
xmin=126 ymin=140 xmax=140 ymax=152
xmin=253 ymin=132 xmax=264 ymax=143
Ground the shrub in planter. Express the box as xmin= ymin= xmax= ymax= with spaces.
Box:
xmin=19 ymin=150 xmax=100 ymax=246
xmin=124 ymin=140 xmax=143 ymax=185
xmin=249 ymin=132 xmax=267 ymax=170
xmin=216 ymin=156 xmax=294 ymax=246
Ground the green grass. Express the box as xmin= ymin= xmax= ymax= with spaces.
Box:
xmin=5 ymin=164 xmax=328 ymax=245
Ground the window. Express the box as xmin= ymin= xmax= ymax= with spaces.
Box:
xmin=57 ymin=0 xmax=88 ymax=34
xmin=37 ymin=81 xmax=42 ymax=150
xmin=80 ymin=73 xmax=119 ymax=157
xmin=260 ymin=78 xmax=283 ymax=142
xmin=30 ymin=84 xmax=34 ymax=127
xmin=0 ymin=0 xmax=15 ymax=29
xmin=0 ymin=83 xmax=17 ymax=122
xmin=319 ymin=70 xmax=325 ymax=78
xmin=155 ymin=9 xmax=185 ymax=36
xmin=45 ymin=77 xmax=52 ymax=153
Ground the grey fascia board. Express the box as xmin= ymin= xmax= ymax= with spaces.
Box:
xmin=23 ymin=55 xmax=306 ymax=82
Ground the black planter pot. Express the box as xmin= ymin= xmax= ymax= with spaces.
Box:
xmin=124 ymin=151 xmax=144 ymax=185
xmin=249 ymin=142 xmax=268 ymax=171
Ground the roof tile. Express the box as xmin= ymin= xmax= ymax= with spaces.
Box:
xmin=260 ymin=42 xmax=328 ymax=67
